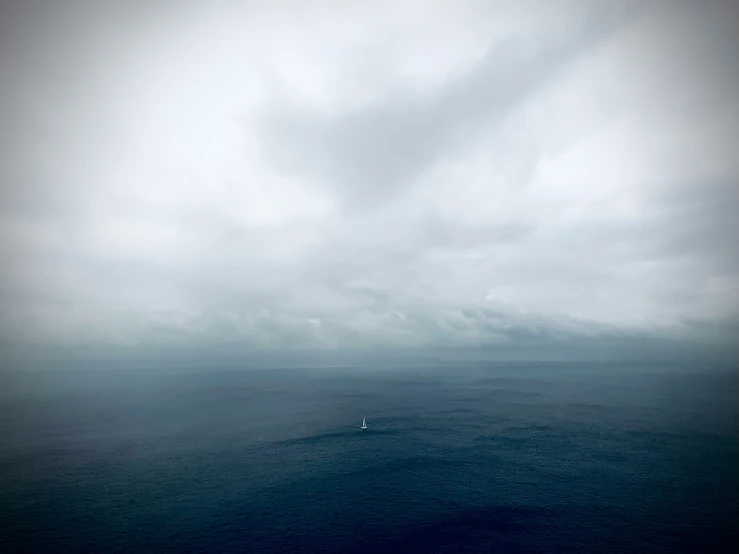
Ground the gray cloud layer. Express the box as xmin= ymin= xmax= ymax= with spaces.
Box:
xmin=1 ymin=0 xmax=738 ymax=359
xmin=260 ymin=2 xmax=644 ymax=209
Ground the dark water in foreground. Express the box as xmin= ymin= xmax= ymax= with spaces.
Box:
xmin=1 ymin=362 xmax=738 ymax=553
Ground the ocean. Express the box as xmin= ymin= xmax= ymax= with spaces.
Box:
xmin=1 ymin=361 xmax=737 ymax=553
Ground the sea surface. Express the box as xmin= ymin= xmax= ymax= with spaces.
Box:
xmin=1 ymin=361 xmax=737 ymax=553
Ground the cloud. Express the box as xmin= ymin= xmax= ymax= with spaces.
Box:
xmin=0 ymin=0 xmax=737 ymax=360
xmin=257 ymin=2 xmax=646 ymax=210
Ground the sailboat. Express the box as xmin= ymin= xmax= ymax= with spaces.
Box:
xmin=361 ymin=417 xmax=367 ymax=430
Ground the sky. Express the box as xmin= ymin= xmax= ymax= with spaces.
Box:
xmin=1 ymin=0 xmax=738 ymax=359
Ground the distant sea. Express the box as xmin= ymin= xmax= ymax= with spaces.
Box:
xmin=1 ymin=361 xmax=737 ymax=553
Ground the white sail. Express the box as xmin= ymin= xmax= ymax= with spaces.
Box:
xmin=361 ymin=417 xmax=367 ymax=429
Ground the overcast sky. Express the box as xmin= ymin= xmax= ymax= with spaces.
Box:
xmin=1 ymin=0 xmax=737 ymax=355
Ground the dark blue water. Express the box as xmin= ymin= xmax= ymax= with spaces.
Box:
xmin=1 ymin=362 xmax=737 ymax=553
